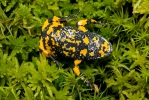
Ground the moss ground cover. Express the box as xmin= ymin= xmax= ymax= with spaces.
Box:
xmin=0 ymin=0 xmax=149 ymax=99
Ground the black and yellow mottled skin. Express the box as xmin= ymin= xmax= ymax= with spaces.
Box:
xmin=39 ymin=14 xmax=112 ymax=92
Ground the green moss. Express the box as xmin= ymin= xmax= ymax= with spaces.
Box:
xmin=0 ymin=0 xmax=149 ymax=99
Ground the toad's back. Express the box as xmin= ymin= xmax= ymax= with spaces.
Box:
xmin=45 ymin=26 xmax=112 ymax=60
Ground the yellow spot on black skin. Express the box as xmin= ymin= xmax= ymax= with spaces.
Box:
xmin=71 ymin=35 xmax=75 ymax=39
xmin=45 ymin=37 xmax=50 ymax=48
xmin=65 ymin=39 xmax=75 ymax=43
xmin=76 ymin=40 xmax=81 ymax=45
xmin=39 ymin=37 xmax=55 ymax=57
xmin=42 ymin=16 xmax=62 ymax=32
xmin=102 ymin=42 xmax=109 ymax=51
xmin=77 ymin=19 xmax=97 ymax=32
xmin=57 ymin=30 xmax=61 ymax=37
xmin=89 ymin=52 xmax=94 ymax=56
xmin=52 ymin=16 xmax=60 ymax=21
xmin=51 ymin=38 xmax=55 ymax=45
xmin=73 ymin=66 xmax=80 ymax=76
xmin=78 ymin=26 xmax=87 ymax=32
xmin=63 ymin=51 xmax=69 ymax=56
xmin=56 ymin=42 xmax=59 ymax=46
xmin=99 ymin=50 xmax=105 ymax=57
xmin=47 ymin=27 xmax=53 ymax=34
xmin=78 ymin=20 xmax=87 ymax=26
xmin=39 ymin=37 xmax=44 ymax=50
xmin=73 ymin=60 xmax=82 ymax=76
xmin=51 ymin=34 xmax=56 ymax=38
xmin=62 ymin=44 xmax=67 ymax=49
xmin=72 ymin=29 xmax=76 ymax=32
xmin=77 ymin=20 xmax=88 ymax=32
xmin=92 ymin=37 xmax=99 ymax=42
xmin=68 ymin=47 xmax=76 ymax=52
xmin=44 ymin=16 xmax=64 ymax=35
xmin=39 ymin=37 xmax=49 ymax=56
xmin=45 ymin=37 xmax=56 ymax=57
xmin=47 ymin=23 xmax=64 ymax=35
xmin=64 ymin=31 xmax=70 ymax=37
xmin=92 ymin=37 xmax=96 ymax=41
xmin=83 ymin=36 xmax=89 ymax=45
xmin=78 ymin=19 xmax=97 ymax=26
xmin=42 ymin=20 xmax=49 ymax=31
xmin=80 ymin=49 xmax=88 ymax=56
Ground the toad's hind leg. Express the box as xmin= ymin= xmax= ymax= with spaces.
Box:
xmin=73 ymin=60 xmax=93 ymax=89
